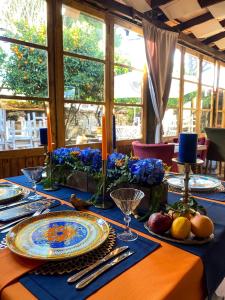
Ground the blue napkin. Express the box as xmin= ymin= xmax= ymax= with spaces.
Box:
xmin=18 ymin=205 xmax=160 ymax=300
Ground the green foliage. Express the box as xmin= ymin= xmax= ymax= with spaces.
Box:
xmin=1 ymin=9 xmax=133 ymax=102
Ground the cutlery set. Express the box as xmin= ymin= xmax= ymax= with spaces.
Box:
xmin=67 ymin=246 xmax=134 ymax=289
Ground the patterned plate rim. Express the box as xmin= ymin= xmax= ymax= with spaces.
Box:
xmin=6 ymin=210 xmax=110 ymax=261
xmin=167 ymin=175 xmax=221 ymax=192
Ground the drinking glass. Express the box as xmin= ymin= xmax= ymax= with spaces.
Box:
xmin=110 ymin=188 xmax=144 ymax=241
xmin=21 ymin=166 xmax=44 ymax=200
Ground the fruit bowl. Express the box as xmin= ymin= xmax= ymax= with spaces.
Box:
xmin=144 ymin=223 xmax=214 ymax=245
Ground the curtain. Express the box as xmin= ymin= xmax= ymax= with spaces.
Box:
xmin=143 ymin=20 xmax=178 ymax=143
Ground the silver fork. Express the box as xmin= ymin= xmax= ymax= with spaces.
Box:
xmin=0 ymin=207 xmax=50 ymax=233
xmin=0 ymin=208 xmax=50 ymax=249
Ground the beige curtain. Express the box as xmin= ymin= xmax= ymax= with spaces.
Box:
xmin=143 ymin=20 xmax=178 ymax=143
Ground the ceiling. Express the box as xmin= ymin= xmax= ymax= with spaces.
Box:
xmin=115 ymin=0 xmax=225 ymax=53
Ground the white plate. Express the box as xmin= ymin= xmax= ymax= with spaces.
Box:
xmin=167 ymin=175 xmax=221 ymax=192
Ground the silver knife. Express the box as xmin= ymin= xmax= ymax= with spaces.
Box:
xmin=67 ymin=246 xmax=129 ymax=283
xmin=0 ymin=199 xmax=33 ymax=211
xmin=75 ymin=250 xmax=134 ymax=289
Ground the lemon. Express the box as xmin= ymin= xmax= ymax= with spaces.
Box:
xmin=170 ymin=217 xmax=191 ymax=240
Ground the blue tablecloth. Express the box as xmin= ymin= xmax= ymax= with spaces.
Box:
xmin=7 ymin=176 xmax=225 ymax=297
xmin=192 ymin=182 xmax=225 ymax=202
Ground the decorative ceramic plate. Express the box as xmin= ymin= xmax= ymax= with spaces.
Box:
xmin=6 ymin=211 xmax=110 ymax=260
xmin=167 ymin=175 xmax=221 ymax=192
xmin=144 ymin=223 xmax=214 ymax=245
xmin=0 ymin=185 xmax=24 ymax=204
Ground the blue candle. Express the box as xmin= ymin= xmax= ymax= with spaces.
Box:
xmin=112 ymin=114 xmax=116 ymax=150
xmin=178 ymin=133 xmax=198 ymax=163
xmin=39 ymin=128 xmax=48 ymax=146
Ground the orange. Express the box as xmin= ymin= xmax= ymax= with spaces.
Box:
xmin=191 ymin=215 xmax=214 ymax=238
xmin=170 ymin=217 xmax=191 ymax=240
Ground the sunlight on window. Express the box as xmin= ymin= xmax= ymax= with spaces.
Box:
xmin=114 ymin=25 xmax=146 ymax=69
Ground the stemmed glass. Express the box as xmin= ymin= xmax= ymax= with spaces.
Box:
xmin=110 ymin=188 xmax=144 ymax=241
xmin=21 ymin=166 xmax=44 ymax=200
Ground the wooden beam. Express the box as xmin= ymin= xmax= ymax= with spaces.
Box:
xmin=87 ymin=0 xmax=225 ymax=62
xmin=203 ymin=31 xmax=225 ymax=45
xmin=198 ymin=0 xmax=225 ymax=8
xmin=150 ymin=0 xmax=173 ymax=9
xmin=174 ymin=12 xmax=213 ymax=31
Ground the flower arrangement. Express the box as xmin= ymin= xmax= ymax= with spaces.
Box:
xmin=44 ymin=147 xmax=166 ymax=218
xmin=48 ymin=147 xmax=165 ymax=188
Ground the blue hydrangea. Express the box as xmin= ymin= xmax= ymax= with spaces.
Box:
xmin=130 ymin=158 xmax=164 ymax=185
xmin=52 ymin=147 xmax=80 ymax=164
xmin=107 ymin=153 xmax=125 ymax=169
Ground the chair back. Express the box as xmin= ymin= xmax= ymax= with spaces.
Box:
xmin=205 ymin=128 xmax=225 ymax=161
xmin=132 ymin=141 xmax=175 ymax=166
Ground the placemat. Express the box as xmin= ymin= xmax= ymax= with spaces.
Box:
xmin=18 ymin=208 xmax=160 ymax=300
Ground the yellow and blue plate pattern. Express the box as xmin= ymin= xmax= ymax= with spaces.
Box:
xmin=6 ymin=211 xmax=110 ymax=260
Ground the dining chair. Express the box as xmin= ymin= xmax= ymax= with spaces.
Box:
xmin=205 ymin=127 xmax=225 ymax=179
xmin=132 ymin=141 xmax=177 ymax=171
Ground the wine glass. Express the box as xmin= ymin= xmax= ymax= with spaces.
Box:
xmin=21 ymin=166 xmax=44 ymax=200
xmin=110 ymin=188 xmax=144 ymax=241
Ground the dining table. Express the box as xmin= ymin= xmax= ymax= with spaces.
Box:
xmin=0 ymin=175 xmax=225 ymax=300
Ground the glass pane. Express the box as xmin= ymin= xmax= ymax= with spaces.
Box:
xmin=62 ymin=5 xmax=105 ymax=60
xmin=64 ymin=56 xmax=104 ymax=102
xmin=218 ymin=90 xmax=224 ymax=110
xmin=184 ymin=52 xmax=199 ymax=82
xmin=202 ymin=60 xmax=214 ymax=86
xmin=162 ymin=109 xmax=178 ymax=136
xmin=114 ymin=106 xmax=142 ymax=140
xmin=0 ymin=41 xmax=48 ymax=97
xmin=167 ymin=79 xmax=180 ymax=107
xmin=65 ymin=103 xmax=103 ymax=145
xmin=114 ymin=67 xmax=143 ymax=104
xmin=200 ymin=111 xmax=211 ymax=132
xmin=0 ymin=0 xmax=47 ymax=46
xmin=183 ymin=82 xmax=198 ymax=109
xmin=201 ymin=86 xmax=213 ymax=109
xmin=219 ymin=66 xmax=225 ymax=88
xmin=182 ymin=110 xmax=196 ymax=132
xmin=172 ymin=48 xmax=181 ymax=78
xmin=114 ymin=25 xmax=145 ymax=69
xmin=217 ymin=112 xmax=223 ymax=127
xmin=0 ymin=99 xmax=46 ymax=151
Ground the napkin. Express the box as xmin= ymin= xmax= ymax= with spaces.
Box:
xmin=0 ymin=249 xmax=44 ymax=295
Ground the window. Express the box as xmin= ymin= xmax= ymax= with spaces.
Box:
xmin=62 ymin=5 xmax=106 ymax=145
xmin=165 ymin=48 xmax=219 ymax=137
xmin=216 ymin=65 xmax=225 ymax=128
xmin=0 ymin=0 xmax=49 ymax=151
xmin=163 ymin=48 xmax=181 ymax=137
xmin=113 ymin=24 xmax=145 ymax=141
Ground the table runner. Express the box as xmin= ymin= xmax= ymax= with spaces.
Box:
xmin=6 ymin=176 xmax=225 ymax=296
xmin=0 ymin=202 xmax=159 ymax=300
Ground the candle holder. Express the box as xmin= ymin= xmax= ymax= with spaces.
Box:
xmin=172 ymin=158 xmax=204 ymax=204
xmin=43 ymin=151 xmax=58 ymax=191
xmin=94 ymin=159 xmax=113 ymax=209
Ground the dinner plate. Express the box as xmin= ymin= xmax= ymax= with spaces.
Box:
xmin=6 ymin=211 xmax=110 ymax=260
xmin=0 ymin=185 xmax=24 ymax=204
xmin=167 ymin=175 xmax=221 ymax=192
